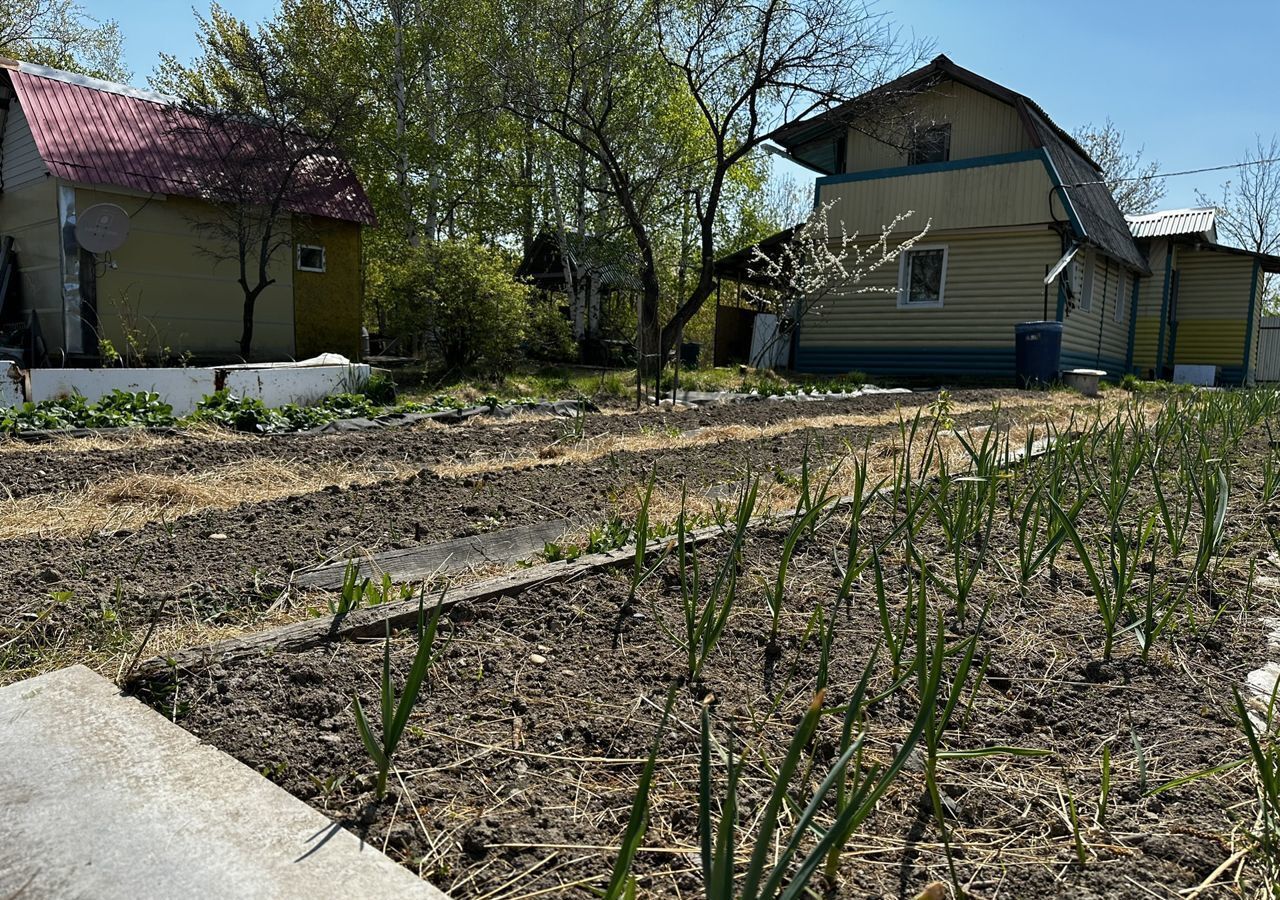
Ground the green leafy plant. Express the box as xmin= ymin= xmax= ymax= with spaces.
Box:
xmin=627 ymin=467 xmax=664 ymax=606
xmin=671 ymin=477 xmax=758 ymax=682
xmin=329 ymin=561 xmax=371 ymax=615
xmin=765 ymin=499 xmax=830 ymax=648
xmin=352 ymin=590 xmax=449 ymax=799
xmin=0 ymin=390 xmax=174 ymax=432
xmin=1191 ymin=459 xmax=1230 ymax=584
xmin=697 ymin=687 xmax=930 ymax=899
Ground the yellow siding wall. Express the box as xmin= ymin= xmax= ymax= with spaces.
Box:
xmin=1172 ymin=247 xmax=1253 ymax=367
xmin=818 ymin=159 xmax=1054 ymax=236
xmin=0 ymin=178 xmax=60 ymax=342
xmin=292 ymin=216 xmax=363 ymax=360
xmin=81 ymin=187 xmax=295 ymax=359
xmin=1131 ymin=241 xmax=1170 ymax=370
xmin=844 ymin=80 xmax=1035 ymax=173
xmin=1061 ymin=252 xmax=1133 ymax=369
xmin=797 ymin=228 xmax=1061 ymax=348
xmin=1130 ymin=241 xmax=1259 ymax=375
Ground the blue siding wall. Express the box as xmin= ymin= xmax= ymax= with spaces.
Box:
xmin=795 ymin=345 xmax=1015 ymax=377
xmin=796 ymin=345 xmax=1128 ymax=379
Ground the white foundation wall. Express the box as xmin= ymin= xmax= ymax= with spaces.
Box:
xmin=18 ymin=359 xmax=370 ymax=416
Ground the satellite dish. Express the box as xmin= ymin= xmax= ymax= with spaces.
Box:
xmin=76 ymin=203 xmax=131 ymax=254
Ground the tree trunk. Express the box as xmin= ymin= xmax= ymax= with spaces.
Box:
xmin=239 ymin=286 xmax=265 ymax=360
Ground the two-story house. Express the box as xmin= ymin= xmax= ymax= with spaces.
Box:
xmin=722 ymin=55 xmax=1276 ymax=384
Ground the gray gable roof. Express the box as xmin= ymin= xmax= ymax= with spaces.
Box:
xmin=1025 ymin=109 xmax=1149 ymax=272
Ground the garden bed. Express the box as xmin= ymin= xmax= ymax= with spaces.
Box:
xmin=1 ymin=390 xmax=1101 ymax=689
xmin=133 ymin=390 xmax=1280 ymax=898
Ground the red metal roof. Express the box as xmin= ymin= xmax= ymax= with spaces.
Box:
xmin=7 ymin=63 xmax=375 ymax=225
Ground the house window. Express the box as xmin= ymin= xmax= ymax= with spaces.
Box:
xmin=297 ymin=245 xmax=326 ymax=273
xmin=898 ymin=245 xmax=948 ymax=308
xmin=908 ymin=123 xmax=951 ymax=166
xmin=1072 ymin=249 xmax=1095 ymax=312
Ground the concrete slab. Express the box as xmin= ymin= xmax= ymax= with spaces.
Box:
xmin=0 ymin=665 xmax=449 ymax=900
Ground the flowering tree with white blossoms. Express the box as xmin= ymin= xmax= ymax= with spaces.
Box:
xmin=746 ymin=200 xmax=931 ymax=363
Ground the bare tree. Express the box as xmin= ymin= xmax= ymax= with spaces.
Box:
xmin=1197 ymin=134 xmax=1280 ymax=312
xmin=746 ymin=201 xmax=929 ymax=362
xmin=164 ymin=12 xmax=364 ymax=358
xmin=652 ymin=0 xmax=919 ymax=362
xmin=1072 ymin=118 xmax=1165 ymax=215
xmin=495 ymin=0 xmax=918 ymax=373
xmin=0 ymin=0 xmax=127 ymax=80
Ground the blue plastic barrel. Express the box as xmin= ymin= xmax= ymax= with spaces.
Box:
xmin=1014 ymin=321 xmax=1063 ymax=388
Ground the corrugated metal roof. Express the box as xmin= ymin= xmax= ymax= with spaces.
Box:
xmin=6 ymin=62 xmax=375 ymax=225
xmin=1126 ymin=207 xmax=1217 ymax=240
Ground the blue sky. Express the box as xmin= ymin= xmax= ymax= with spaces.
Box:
xmin=85 ymin=0 xmax=1278 ymax=209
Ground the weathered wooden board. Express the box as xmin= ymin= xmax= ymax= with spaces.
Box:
xmin=293 ymin=518 xmax=573 ymax=590
xmin=134 ymin=522 xmax=726 ymax=678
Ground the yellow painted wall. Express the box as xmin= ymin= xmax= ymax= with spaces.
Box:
xmin=1132 ymin=319 xmax=1160 ymax=373
xmin=1132 ymin=241 xmax=1170 ymax=371
xmin=1131 ymin=241 xmax=1259 ymax=373
xmin=818 ymin=158 xmax=1055 ymax=236
xmin=1061 ymin=251 xmax=1134 ymax=367
xmin=292 ymin=215 xmax=363 ymax=360
xmin=1173 ymin=248 xmax=1254 ymax=370
xmin=796 ymin=228 xmax=1061 ymax=348
xmin=79 ymin=186 xmax=295 ymax=360
xmin=0 ymin=177 xmax=60 ymax=343
xmin=843 ymin=79 xmax=1035 ymax=173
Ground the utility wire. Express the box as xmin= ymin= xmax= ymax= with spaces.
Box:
xmin=1069 ymin=155 xmax=1280 ymax=188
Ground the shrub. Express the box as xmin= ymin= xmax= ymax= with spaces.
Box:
xmin=383 ymin=240 xmax=530 ymax=373
xmin=358 ymin=372 xmax=398 ymax=405
xmin=525 ymin=300 xmax=577 ymax=362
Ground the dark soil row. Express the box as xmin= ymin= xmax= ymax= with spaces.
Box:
xmin=0 ymin=401 xmax=1040 ymax=631
xmin=144 ymin=426 xmax=1280 ymax=899
xmin=0 ymin=388 xmax=975 ymax=501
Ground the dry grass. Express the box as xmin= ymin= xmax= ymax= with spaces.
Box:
xmin=611 ymin=400 xmax=1120 ymax=527
xmin=0 ymin=421 xmax=251 ymax=455
xmin=0 ymin=457 xmax=420 ymax=541
xmin=434 ymin=394 xmax=1105 ymax=481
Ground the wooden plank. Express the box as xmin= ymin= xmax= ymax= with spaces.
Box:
xmin=293 ymin=518 xmax=573 ymax=590
xmin=134 ymin=522 xmax=727 ymax=678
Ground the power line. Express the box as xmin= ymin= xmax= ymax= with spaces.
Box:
xmin=1069 ymin=155 xmax=1280 ymax=188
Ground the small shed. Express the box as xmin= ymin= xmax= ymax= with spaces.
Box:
xmin=517 ymin=230 xmax=641 ymax=349
xmin=0 ymin=58 xmax=375 ymax=365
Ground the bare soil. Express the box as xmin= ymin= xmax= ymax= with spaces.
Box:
xmin=4 ymin=390 xmax=1058 ymax=682
xmin=133 ymin=406 xmax=1280 ymax=899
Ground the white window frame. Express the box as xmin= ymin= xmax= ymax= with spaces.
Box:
xmin=1076 ymin=248 xmax=1095 ymax=312
xmin=897 ymin=244 xmax=949 ymax=309
xmin=297 ymin=244 xmax=326 ymax=273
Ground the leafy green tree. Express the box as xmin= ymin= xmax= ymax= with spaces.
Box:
xmin=0 ymin=0 xmax=128 ymax=80
xmin=494 ymin=0 xmax=916 ymax=371
xmin=382 ymin=240 xmax=530 ymax=372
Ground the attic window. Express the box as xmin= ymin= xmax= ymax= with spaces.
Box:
xmin=297 ymin=245 xmax=326 ymax=273
xmin=908 ymin=123 xmax=951 ymax=166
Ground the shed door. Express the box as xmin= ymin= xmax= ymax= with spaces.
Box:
xmin=1258 ymin=317 xmax=1280 ymax=382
